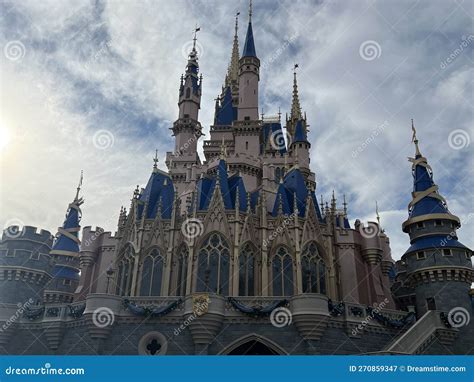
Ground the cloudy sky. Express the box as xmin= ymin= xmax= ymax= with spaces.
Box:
xmin=0 ymin=0 xmax=472 ymax=260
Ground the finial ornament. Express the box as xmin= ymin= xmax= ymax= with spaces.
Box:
xmin=192 ymin=24 xmax=201 ymax=53
xmin=75 ymin=170 xmax=83 ymax=201
xmin=343 ymin=194 xmax=347 ymax=215
xmin=235 ymin=11 xmax=240 ymax=34
xmin=411 ymin=119 xmax=421 ymax=157
xmin=249 ymin=0 xmax=253 ymax=20
xmin=376 ymin=201 xmax=380 ymax=225
xmin=153 ymin=149 xmax=159 ymax=170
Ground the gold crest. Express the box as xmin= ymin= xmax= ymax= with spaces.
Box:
xmin=192 ymin=293 xmax=210 ymax=316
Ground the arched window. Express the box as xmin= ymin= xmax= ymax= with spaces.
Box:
xmin=172 ymin=245 xmax=188 ymax=296
xmin=272 ymin=247 xmax=294 ymax=296
xmin=239 ymin=243 xmax=255 ymax=296
xmin=185 ymin=87 xmax=191 ymax=99
xmin=139 ymin=249 xmax=164 ymax=296
xmin=196 ymin=233 xmax=230 ymax=295
xmin=116 ymin=245 xmax=134 ymax=296
xmin=275 ymin=167 xmax=281 ymax=183
xmin=301 ymin=242 xmax=327 ymax=294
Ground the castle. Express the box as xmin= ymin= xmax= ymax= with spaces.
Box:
xmin=0 ymin=5 xmax=472 ymax=355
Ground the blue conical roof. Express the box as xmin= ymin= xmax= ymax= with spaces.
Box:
xmin=242 ymin=22 xmax=257 ymax=58
xmin=51 ymin=198 xmax=83 ymax=254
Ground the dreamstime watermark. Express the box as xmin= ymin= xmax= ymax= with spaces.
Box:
xmin=262 ymin=212 xmax=296 ymax=248
xmin=92 ymin=129 xmax=115 ymax=150
xmin=171 ymin=132 xmax=201 ymax=158
xmin=181 ymin=218 xmax=204 ymax=240
xmin=5 ymin=363 xmax=85 ymax=376
xmin=270 ymin=307 xmax=292 ymax=328
xmin=447 ymin=307 xmax=470 ymax=328
xmin=440 ymin=213 xmax=473 ymax=247
xmin=351 ymin=298 xmax=389 ymax=336
xmin=173 ymin=301 xmax=208 ymax=336
xmin=269 ymin=129 xmax=292 ymax=152
xmin=3 ymin=40 xmax=26 ymax=62
xmin=0 ymin=298 xmax=34 ymax=333
xmin=352 ymin=120 xmax=388 ymax=158
xmin=92 ymin=307 xmax=115 ymax=328
xmin=2 ymin=218 xmax=25 ymax=239
xmin=448 ymin=129 xmax=470 ymax=150
xmin=261 ymin=32 xmax=299 ymax=70
xmin=181 ymin=39 xmax=204 ymax=60
xmin=359 ymin=40 xmax=382 ymax=61
xmin=440 ymin=35 xmax=474 ymax=70
xmin=357 ymin=221 xmax=380 ymax=239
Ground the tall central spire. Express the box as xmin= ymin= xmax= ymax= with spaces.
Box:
xmin=290 ymin=64 xmax=302 ymax=121
xmin=226 ymin=12 xmax=240 ymax=86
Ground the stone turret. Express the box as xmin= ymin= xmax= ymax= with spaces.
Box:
xmin=400 ymin=122 xmax=473 ymax=316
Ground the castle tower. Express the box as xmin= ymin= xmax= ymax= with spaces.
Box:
xmin=287 ymin=66 xmax=311 ymax=177
xmin=0 ymin=226 xmax=54 ymax=305
xmin=237 ymin=1 xmax=259 ymax=121
xmin=401 ymin=122 xmax=472 ymax=316
xmin=45 ymin=172 xmax=84 ymax=303
xmin=167 ymin=27 xmax=203 ymax=195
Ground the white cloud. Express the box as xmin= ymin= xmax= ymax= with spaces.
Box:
xmin=0 ymin=0 xmax=472 ymax=259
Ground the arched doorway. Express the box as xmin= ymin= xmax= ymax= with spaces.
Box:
xmin=220 ymin=334 xmax=287 ymax=355
xmin=228 ymin=340 xmax=279 ymax=355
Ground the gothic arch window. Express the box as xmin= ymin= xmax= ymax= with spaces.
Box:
xmin=116 ymin=245 xmax=134 ymax=296
xmin=185 ymin=87 xmax=191 ymax=99
xmin=301 ymin=242 xmax=327 ymax=294
xmin=239 ymin=243 xmax=256 ymax=296
xmin=196 ymin=233 xmax=230 ymax=295
xmin=275 ymin=167 xmax=281 ymax=183
xmin=271 ymin=247 xmax=294 ymax=296
xmin=171 ymin=245 xmax=188 ymax=296
xmin=139 ymin=249 xmax=164 ymax=296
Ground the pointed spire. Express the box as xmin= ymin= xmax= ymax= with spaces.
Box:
xmin=242 ymin=0 xmax=257 ymax=57
xmin=343 ymin=194 xmax=348 ymax=216
xmin=290 ymin=64 xmax=302 ymax=121
xmin=74 ymin=170 xmax=83 ymax=203
xmin=226 ymin=12 xmax=240 ymax=85
xmin=411 ymin=119 xmax=421 ymax=158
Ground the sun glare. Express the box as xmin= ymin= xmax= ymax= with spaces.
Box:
xmin=0 ymin=124 xmax=10 ymax=151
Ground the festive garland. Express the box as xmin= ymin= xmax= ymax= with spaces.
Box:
xmin=68 ymin=304 xmax=86 ymax=319
xmin=123 ymin=298 xmax=183 ymax=317
xmin=46 ymin=307 xmax=60 ymax=317
xmin=23 ymin=306 xmax=45 ymax=320
xmin=328 ymin=299 xmax=345 ymax=317
xmin=227 ymin=297 xmax=289 ymax=318
xmin=350 ymin=306 xmax=364 ymax=317
xmin=366 ymin=307 xmax=416 ymax=328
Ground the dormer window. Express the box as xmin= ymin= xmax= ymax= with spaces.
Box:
xmin=442 ymin=249 xmax=452 ymax=257
xmin=466 ymin=251 xmax=471 ymax=260
xmin=416 ymin=251 xmax=425 ymax=260
xmin=435 ymin=220 xmax=442 ymax=226
xmin=417 ymin=222 xmax=425 ymax=229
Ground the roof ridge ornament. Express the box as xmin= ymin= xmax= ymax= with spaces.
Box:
xmin=192 ymin=24 xmax=201 ymax=54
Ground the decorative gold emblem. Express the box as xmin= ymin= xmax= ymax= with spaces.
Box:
xmin=192 ymin=293 xmax=210 ymax=317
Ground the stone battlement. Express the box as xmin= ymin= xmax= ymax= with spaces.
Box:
xmin=1 ymin=225 xmax=54 ymax=245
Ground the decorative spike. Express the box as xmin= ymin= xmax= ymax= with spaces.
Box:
xmin=153 ymin=149 xmax=159 ymax=170
xmin=376 ymin=201 xmax=380 ymax=225
xmin=290 ymin=64 xmax=302 ymax=122
xmin=411 ymin=119 xmax=422 ymax=157
xmin=343 ymin=194 xmax=348 ymax=216
xmin=278 ymin=192 xmax=283 ymax=216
